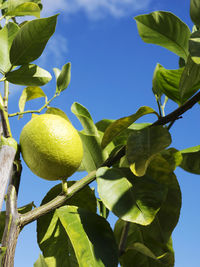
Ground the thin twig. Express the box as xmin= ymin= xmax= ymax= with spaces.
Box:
xmin=118 ymin=222 xmax=130 ymax=257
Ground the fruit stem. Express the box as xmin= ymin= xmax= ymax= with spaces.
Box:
xmin=62 ymin=180 xmax=68 ymax=195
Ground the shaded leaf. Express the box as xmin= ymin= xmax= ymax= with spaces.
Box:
xmin=97 ymin=167 xmax=167 ymax=225
xmin=6 ymin=2 xmax=40 ymax=18
xmin=71 ymin=102 xmax=107 ymax=172
xmin=152 ymin=63 xmax=184 ymax=104
xmin=10 ymin=15 xmax=57 ymax=65
xmin=6 ymin=64 xmax=52 ymax=86
xmin=189 ymin=30 xmax=200 ymax=64
xmin=57 ymin=205 xmax=118 ymax=267
xmin=114 ymin=219 xmax=174 ymax=267
xmin=45 ymin=107 xmax=70 ymax=122
xmin=126 ymin=126 xmax=171 ymax=177
xmin=34 ymin=254 xmax=48 ymax=267
xmin=135 ymin=11 xmax=190 ymax=60
xmin=180 ymin=145 xmax=200 ymax=174
xmin=0 ymin=22 xmax=19 ymax=73
xmin=101 ymin=106 xmax=158 ymax=149
xmin=179 ymin=56 xmax=200 ymax=101
xmin=97 ymin=199 xmax=109 ymax=219
xmin=18 ymin=86 xmax=46 ymax=116
xmin=37 ymin=182 xmax=96 ymax=267
xmin=160 ymin=148 xmax=182 ymax=171
xmin=56 ymin=63 xmax=71 ymax=93
xmin=190 ymin=0 xmax=200 ymax=28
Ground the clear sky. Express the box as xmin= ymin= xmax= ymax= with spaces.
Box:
xmin=4 ymin=0 xmax=200 ymax=266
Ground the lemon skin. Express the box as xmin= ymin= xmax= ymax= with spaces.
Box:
xmin=20 ymin=114 xmax=83 ymax=181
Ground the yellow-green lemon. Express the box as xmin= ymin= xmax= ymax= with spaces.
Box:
xmin=20 ymin=114 xmax=83 ymax=181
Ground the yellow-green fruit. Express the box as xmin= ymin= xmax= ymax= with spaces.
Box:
xmin=20 ymin=114 xmax=83 ymax=181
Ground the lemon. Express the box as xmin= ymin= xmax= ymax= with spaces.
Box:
xmin=20 ymin=114 xmax=83 ymax=181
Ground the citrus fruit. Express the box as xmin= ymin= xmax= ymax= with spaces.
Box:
xmin=20 ymin=114 xmax=83 ymax=181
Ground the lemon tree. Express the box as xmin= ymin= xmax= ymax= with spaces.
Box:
xmin=0 ymin=1 xmax=200 ymax=267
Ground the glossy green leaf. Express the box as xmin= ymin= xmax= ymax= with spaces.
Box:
xmin=57 ymin=205 xmax=118 ymax=267
xmin=126 ymin=126 xmax=171 ymax=177
xmin=147 ymin=154 xmax=182 ymax=240
xmin=71 ymin=102 xmax=107 ymax=172
xmin=0 ymin=202 xmax=33 ymax=241
xmin=34 ymin=254 xmax=48 ymax=267
xmin=101 ymin=106 xmax=158 ymax=149
xmin=179 ymin=56 xmax=200 ymax=101
xmin=0 ymin=22 xmax=19 ymax=73
xmin=135 ymin=11 xmax=190 ymax=60
xmin=18 ymin=86 xmax=45 ymax=116
xmin=152 ymin=63 xmax=184 ymax=104
xmin=10 ymin=15 xmax=57 ymax=65
xmin=114 ymin=219 xmax=174 ymax=267
xmin=189 ymin=30 xmax=200 ymax=64
xmin=45 ymin=107 xmax=70 ymax=122
xmin=6 ymin=64 xmax=52 ymax=86
xmin=53 ymin=67 xmax=61 ymax=92
xmin=190 ymin=0 xmax=200 ymax=27
xmin=37 ymin=182 xmax=96 ymax=267
xmin=97 ymin=167 xmax=167 ymax=225
xmin=56 ymin=63 xmax=71 ymax=93
xmin=6 ymin=2 xmax=40 ymax=17
xmin=180 ymin=145 xmax=200 ymax=174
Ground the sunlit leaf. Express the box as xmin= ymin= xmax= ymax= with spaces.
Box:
xmin=179 ymin=56 xmax=200 ymax=102
xmin=179 ymin=145 xmax=200 ymax=174
xmin=37 ymin=182 xmax=96 ymax=267
xmin=152 ymin=63 xmax=184 ymax=104
xmin=97 ymin=167 xmax=167 ymax=225
xmin=126 ymin=126 xmax=171 ymax=177
xmin=56 ymin=63 xmax=71 ymax=93
xmin=0 ymin=22 xmax=19 ymax=73
xmin=6 ymin=64 xmax=52 ymax=86
xmin=189 ymin=30 xmax=200 ymax=64
xmin=45 ymin=107 xmax=70 ymax=122
xmin=97 ymin=199 xmax=109 ymax=219
xmin=34 ymin=254 xmax=48 ymax=267
xmin=135 ymin=11 xmax=190 ymax=60
xmin=57 ymin=205 xmax=118 ymax=267
xmin=101 ymin=106 xmax=158 ymax=149
xmin=6 ymin=2 xmax=40 ymax=18
xmin=10 ymin=15 xmax=57 ymax=65
xmin=18 ymin=86 xmax=45 ymax=116
xmin=71 ymin=102 xmax=107 ymax=172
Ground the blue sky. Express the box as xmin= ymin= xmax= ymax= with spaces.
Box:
xmin=4 ymin=0 xmax=200 ymax=266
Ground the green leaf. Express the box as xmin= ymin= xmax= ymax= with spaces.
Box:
xmin=114 ymin=219 xmax=174 ymax=267
xmin=37 ymin=182 xmax=96 ymax=267
xmin=18 ymin=86 xmax=45 ymax=117
xmin=152 ymin=63 xmax=184 ymax=104
xmin=97 ymin=199 xmax=109 ymax=219
xmin=57 ymin=205 xmax=118 ymax=267
xmin=5 ymin=64 xmax=52 ymax=86
xmin=45 ymin=107 xmax=70 ymax=122
xmin=147 ymin=154 xmax=182 ymax=240
xmin=190 ymin=0 xmax=200 ymax=28
xmin=10 ymin=15 xmax=58 ymax=65
xmin=0 ymin=202 xmax=33 ymax=241
xmin=6 ymin=2 xmax=40 ymax=18
xmin=71 ymin=102 xmax=107 ymax=172
xmin=34 ymin=254 xmax=48 ymax=267
xmin=189 ymin=30 xmax=200 ymax=64
xmin=101 ymin=106 xmax=158 ymax=149
xmin=135 ymin=11 xmax=191 ymax=60
xmin=126 ymin=126 xmax=171 ymax=177
xmin=160 ymin=148 xmax=183 ymax=171
xmin=179 ymin=145 xmax=200 ymax=174
xmin=97 ymin=167 xmax=167 ymax=225
xmin=0 ymin=22 xmax=19 ymax=73
xmin=179 ymin=56 xmax=200 ymax=101
xmin=56 ymin=63 xmax=71 ymax=93
xmin=0 ymin=247 xmax=7 ymax=266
